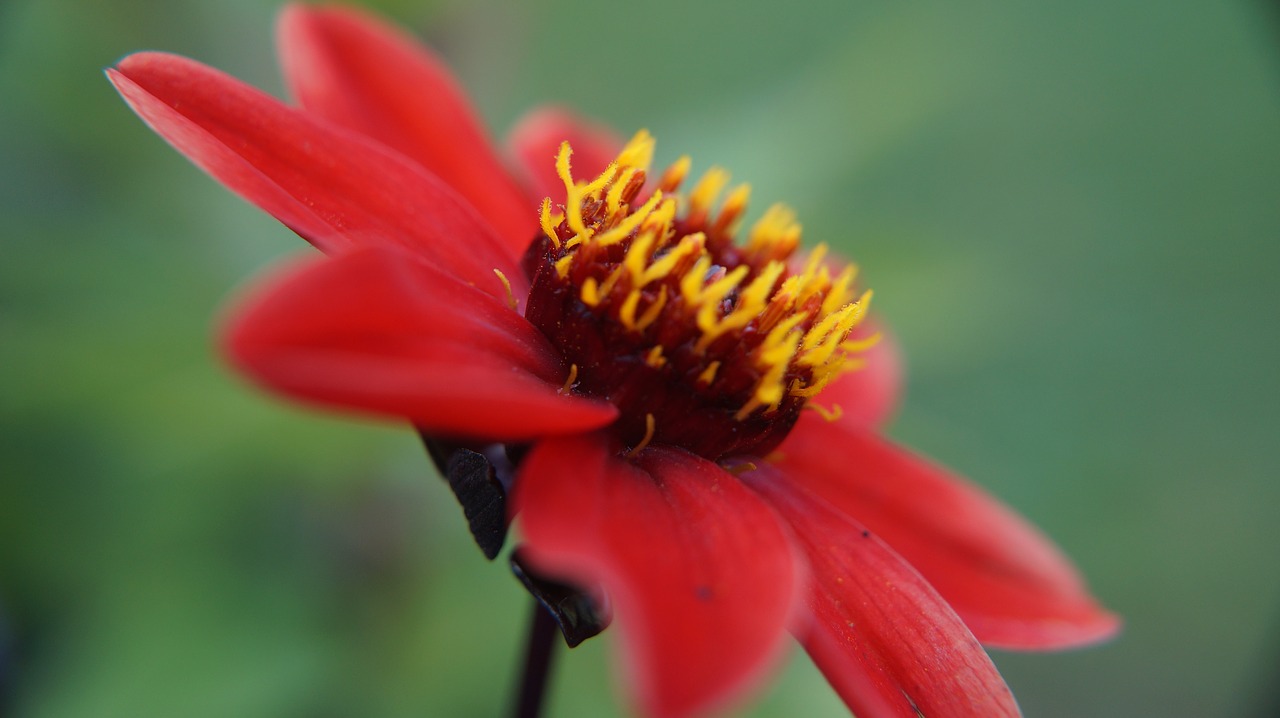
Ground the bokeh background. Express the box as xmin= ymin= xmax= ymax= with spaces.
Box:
xmin=3 ymin=0 xmax=1278 ymax=715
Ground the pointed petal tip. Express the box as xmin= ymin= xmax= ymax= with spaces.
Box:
xmin=108 ymin=47 xmax=525 ymax=289
xmin=777 ymin=420 xmax=1120 ymax=654
xmin=981 ymin=607 xmax=1123 ymax=652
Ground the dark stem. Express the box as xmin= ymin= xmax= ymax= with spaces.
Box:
xmin=513 ymin=600 xmax=558 ymax=718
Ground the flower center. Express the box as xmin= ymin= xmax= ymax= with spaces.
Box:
xmin=522 ymin=131 xmax=874 ymax=459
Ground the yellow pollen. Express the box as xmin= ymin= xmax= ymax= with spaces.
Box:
xmin=645 ymin=345 xmax=666 ymax=368
xmin=560 ymin=364 xmax=578 ymax=394
xmin=626 ymin=413 xmax=657 ymax=457
xmin=492 ymin=269 xmax=517 ymax=311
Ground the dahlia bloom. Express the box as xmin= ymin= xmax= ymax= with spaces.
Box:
xmin=107 ymin=5 xmax=1118 ymax=717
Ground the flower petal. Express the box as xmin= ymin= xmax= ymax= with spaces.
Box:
xmin=507 ymin=106 xmax=624 ymax=204
xmin=775 ymin=419 xmax=1120 ymax=649
xmin=276 ymin=4 xmax=536 ymax=257
xmin=743 ymin=464 xmax=1020 ymax=718
xmin=817 ymin=317 xmax=903 ymax=429
xmin=224 ymin=247 xmax=617 ymax=440
xmin=514 ymin=435 xmax=799 ymax=718
xmin=107 ymin=52 xmax=524 ymax=299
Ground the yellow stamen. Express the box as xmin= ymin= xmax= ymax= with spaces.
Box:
xmin=580 ymin=267 xmax=627 ymax=307
xmin=693 ymin=264 xmax=750 ymax=340
xmin=539 ymin=134 xmax=879 ymax=439
xmin=657 ymin=155 xmax=692 ymax=192
xmin=618 ymin=290 xmax=643 ymax=331
xmin=746 ymin=203 xmax=801 ymax=260
xmin=623 ymin=229 xmax=659 ymax=286
xmin=687 ymin=166 xmax=730 ymax=223
xmin=560 ymin=364 xmax=578 ymax=394
xmin=712 ymin=183 xmax=751 ymax=235
xmin=554 ymin=253 xmax=575 ymax=279
xmin=540 ymin=198 xmax=563 ymax=248
xmin=695 ymin=260 xmax=786 ymax=351
xmin=580 ymin=277 xmax=602 ymax=307
xmin=634 ymin=287 xmax=668 ymax=331
xmin=805 ymin=402 xmax=844 ymax=422
xmin=645 ymin=345 xmax=666 ymax=368
xmin=555 ymin=142 xmax=593 ymax=242
xmin=642 ymin=232 xmax=704 ymax=286
xmin=697 ymin=361 xmax=721 ymax=386
xmin=605 ymin=167 xmax=638 ymax=216
xmin=616 ymin=130 xmax=656 ymax=171
xmin=744 ymin=311 xmax=808 ymax=412
xmin=593 ymin=189 xmax=664 ymax=247
xmin=679 ymin=255 xmax=713 ymax=306
xmin=792 ymin=244 xmax=831 ymax=305
xmin=735 ymin=396 xmax=764 ymax=421
xmin=492 ymin=269 xmax=517 ymax=311
xmin=820 ymin=263 xmax=858 ymax=316
xmin=626 ymin=413 xmax=656 ymax=457
xmin=802 ymin=302 xmax=856 ymax=353
xmin=840 ymin=332 xmax=882 ymax=354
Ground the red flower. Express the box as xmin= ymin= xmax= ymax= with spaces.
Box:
xmin=107 ymin=5 xmax=1119 ymax=717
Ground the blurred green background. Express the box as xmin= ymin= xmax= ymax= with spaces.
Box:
xmin=2 ymin=0 xmax=1278 ymax=715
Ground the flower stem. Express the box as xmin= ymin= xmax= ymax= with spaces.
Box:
xmin=513 ymin=600 xmax=558 ymax=718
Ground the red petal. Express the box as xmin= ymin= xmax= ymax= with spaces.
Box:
xmin=277 ymin=4 xmax=536 ymax=257
xmin=223 ymin=248 xmax=616 ymax=440
xmin=507 ymin=106 xmax=624 ymax=203
xmin=744 ymin=465 xmax=1020 ymax=718
xmin=108 ymin=52 xmax=524 ymax=300
xmin=775 ymin=420 xmax=1121 ymax=649
xmin=815 ymin=317 xmax=903 ymax=429
xmin=514 ymin=436 xmax=799 ymax=718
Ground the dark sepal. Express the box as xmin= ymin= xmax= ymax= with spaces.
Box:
xmin=511 ymin=549 xmax=610 ymax=647
xmin=421 ymin=436 xmax=508 ymax=560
